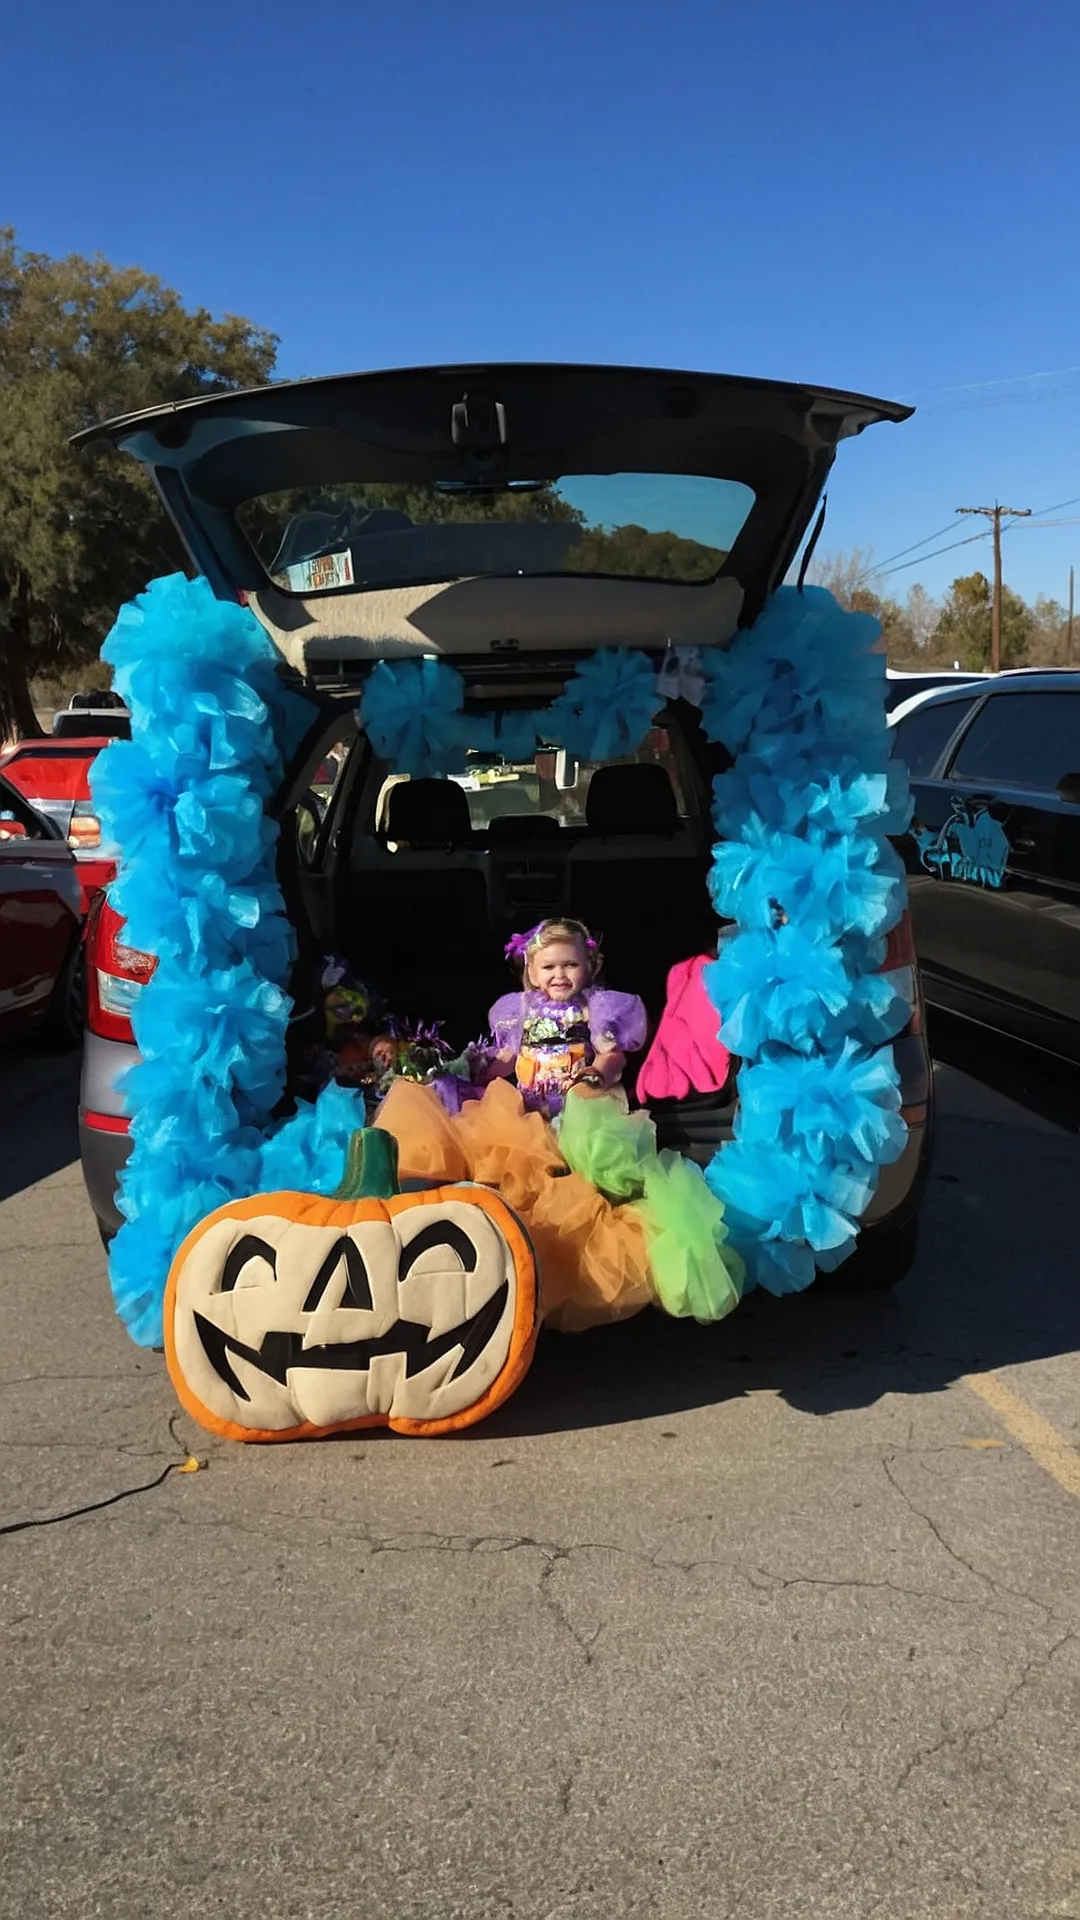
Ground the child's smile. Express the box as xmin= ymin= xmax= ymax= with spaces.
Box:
xmin=529 ymin=941 xmax=588 ymax=1001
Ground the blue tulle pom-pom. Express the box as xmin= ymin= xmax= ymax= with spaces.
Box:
xmin=549 ymin=648 xmax=660 ymax=761
xmin=703 ymin=930 xmax=910 ymax=1059
xmin=709 ymin=822 xmax=906 ymax=944
xmin=359 ymin=657 xmax=469 ymax=777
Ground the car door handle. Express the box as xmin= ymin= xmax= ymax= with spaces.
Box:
xmin=1012 ymin=836 xmax=1036 ymax=853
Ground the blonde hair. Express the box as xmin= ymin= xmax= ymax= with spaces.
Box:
xmin=511 ymin=917 xmax=602 ymax=983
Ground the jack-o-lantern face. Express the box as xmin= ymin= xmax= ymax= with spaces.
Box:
xmin=164 ymin=1131 xmax=539 ymax=1441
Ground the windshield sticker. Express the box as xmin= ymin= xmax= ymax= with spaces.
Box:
xmin=913 ymin=798 xmax=1010 ymax=889
xmin=281 ymin=550 xmax=355 ymax=595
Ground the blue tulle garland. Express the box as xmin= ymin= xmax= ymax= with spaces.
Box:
xmin=357 ymin=647 xmax=660 ymax=775
xmin=698 ymin=586 xmax=914 ymax=1294
xmin=92 ymin=572 xmax=911 ymax=1344
xmin=91 ymin=575 xmax=368 ymax=1347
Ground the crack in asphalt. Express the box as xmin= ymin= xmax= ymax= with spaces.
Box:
xmin=536 ymin=1554 xmax=605 ymax=1667
xmin=880 ymin=1451 xmax=1062 ymax=1620
xmin=753 ymin=1566 xmax=1028 ymax=1617
xmin=893 ymin=1627 xmax=1077 ymax=1790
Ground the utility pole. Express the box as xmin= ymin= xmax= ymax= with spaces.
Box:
xmin=956 ymin=503 xmax=1031 ymax=671
xmin=1068 ymin=566 xmax=1075 ymax=663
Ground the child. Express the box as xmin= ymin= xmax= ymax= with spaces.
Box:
xmin=488 ymin=918 xmax=646 ymax=1118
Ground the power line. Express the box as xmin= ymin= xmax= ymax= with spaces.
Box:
xmin=877 ymin=528 xmax=993 ymax=578
xmin=1027 ymin=491 xmax=1080 ymax=518
xmin=854 ymin=494 xmax=1080 ymax=589
xmin=1010 ymin=516 xmax=1080 ymax=530
xmin=872 ymin=500 xmax=1080 ymax=581
xmin=896 ymin=365 xmax=1080 ymax=404
xmin=856 ymin=519 xmax=967 ymax=580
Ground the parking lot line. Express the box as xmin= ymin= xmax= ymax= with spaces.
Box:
xmin=963 ymin=1369 xmax=1080 ymax=1499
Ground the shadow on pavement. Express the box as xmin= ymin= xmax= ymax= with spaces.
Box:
xmin=484 ymin=1020 xmax=1080 ymax=1438
xmin=3 ymin=1015 xmax=1076 ymax=1437
xmin=0 ymin=1045 xmax=81 ymax=1202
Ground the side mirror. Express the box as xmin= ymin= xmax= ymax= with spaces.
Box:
xmin=1056 ymin=773 xmax=1080 ymax=806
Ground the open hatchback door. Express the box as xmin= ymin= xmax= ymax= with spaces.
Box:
xmin=74 ymin=363 xmax=911 ymax=680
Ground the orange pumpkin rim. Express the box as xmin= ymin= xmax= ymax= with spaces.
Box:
xmin=164 ymin=1183 xmax=540 ymax=1443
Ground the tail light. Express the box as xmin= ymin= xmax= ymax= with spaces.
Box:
xmin=69 ymin=801 xmax=102 ymax=852
xmin=881 ymin=911 xmax=916 ymax=972
xmin=86 ymin=898 xmax=157 ymax=1044
xmin=880 ymin=907 xmax=923 ymax=1037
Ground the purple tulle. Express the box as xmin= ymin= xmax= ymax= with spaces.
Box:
xmin=488 ymin=987 xmax=647 ymax=1057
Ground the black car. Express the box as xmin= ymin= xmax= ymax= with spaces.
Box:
xmin=891 ymin=672 xmax=1080 ymax=1061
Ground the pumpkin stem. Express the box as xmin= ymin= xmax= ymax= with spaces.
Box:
xmin=334 ymin=1128 xmax=400 ymax=1201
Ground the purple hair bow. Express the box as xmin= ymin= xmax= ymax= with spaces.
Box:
xmin=503 ymin=924 xmax=542 ymax=961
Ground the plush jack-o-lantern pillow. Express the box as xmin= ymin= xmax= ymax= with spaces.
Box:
xmin=164 ymin=1130 xmax=539 ymax=1441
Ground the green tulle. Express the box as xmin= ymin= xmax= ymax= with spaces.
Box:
xmin=558 ymin=1092 xmax=744 ymax=1323
xmin=639 ymin=1150 xmax=745 ymax=1322
xmin=556 ymin=1090 xmax=655 ymax=1200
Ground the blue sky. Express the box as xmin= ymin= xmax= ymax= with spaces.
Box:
xmin=5 ymin=0 xmax=1080 ymax=610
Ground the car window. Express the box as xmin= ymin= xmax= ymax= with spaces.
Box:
xmin=0 ymin=778 xmax=50 ymax=841
xmin=374 ymin=728 xmax=691 ymax=838
xmin=456 ymin=728 xmax=689 ymax=831
xmin=294 ymin=732 xmax=354 ymax=868
xmin=947 ymin=690 xmax=1080 ymax=791
xmin=890 ymin=697 xmax=979 ymax=779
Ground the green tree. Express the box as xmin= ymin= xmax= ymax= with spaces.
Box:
xmin=933 ymin=571 xmax=1031 ymax=669
xmin=565 ymin=522 xmax=727 ymax=581
xmin=238 ymin=479 xmax=585 ymax=580
xmin=0 ymin=229 xmax=278 ymax=738
xmin=1025 ymin=593 xmax=1071 ymax=666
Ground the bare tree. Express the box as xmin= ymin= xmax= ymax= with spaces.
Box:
xmin=904 ymin=582 xmax=940 ymax=651
xmin=806 ymin=547 xmax=879 ymax=606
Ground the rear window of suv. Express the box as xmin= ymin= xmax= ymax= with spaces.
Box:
xmin=947 ymin=690 xmax=1080 ymax=791
xmin=237 ymin=474 xmax=755 ymax=594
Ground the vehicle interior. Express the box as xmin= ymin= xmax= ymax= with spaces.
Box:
xmin=277 ymin=663 xmax=738 ymax=1158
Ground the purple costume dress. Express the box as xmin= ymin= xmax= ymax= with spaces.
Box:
xmin=489 ymin=987 xmax=647 ymax=1117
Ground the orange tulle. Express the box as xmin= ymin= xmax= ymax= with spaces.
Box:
xmin=375 ymin=1078 xmax=653 ymax=1331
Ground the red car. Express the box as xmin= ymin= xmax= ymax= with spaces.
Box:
xmin=0 ymin=735 xmax=119 ymax=912
xmin=0 ymin=772 xmax=85 ymax=1047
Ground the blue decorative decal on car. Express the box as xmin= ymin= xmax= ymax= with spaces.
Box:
xmin=913 ymin=798 xmax=1010 ymax=889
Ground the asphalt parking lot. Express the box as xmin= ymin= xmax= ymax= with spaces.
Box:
xmin=2 ymin=1017 xmax=1078 ymax=1920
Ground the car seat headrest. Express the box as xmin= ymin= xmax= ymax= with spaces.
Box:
xmin=585 ymin=764 xmax=679 ymax=835
xmin=486 ymin=813 xmax=563 ymax=845
xmin=385 ymin=778 xmax=473 ymax=847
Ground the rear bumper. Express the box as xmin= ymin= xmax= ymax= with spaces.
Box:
xmin=79 ymin=1111 xmax=130 ymax=1238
